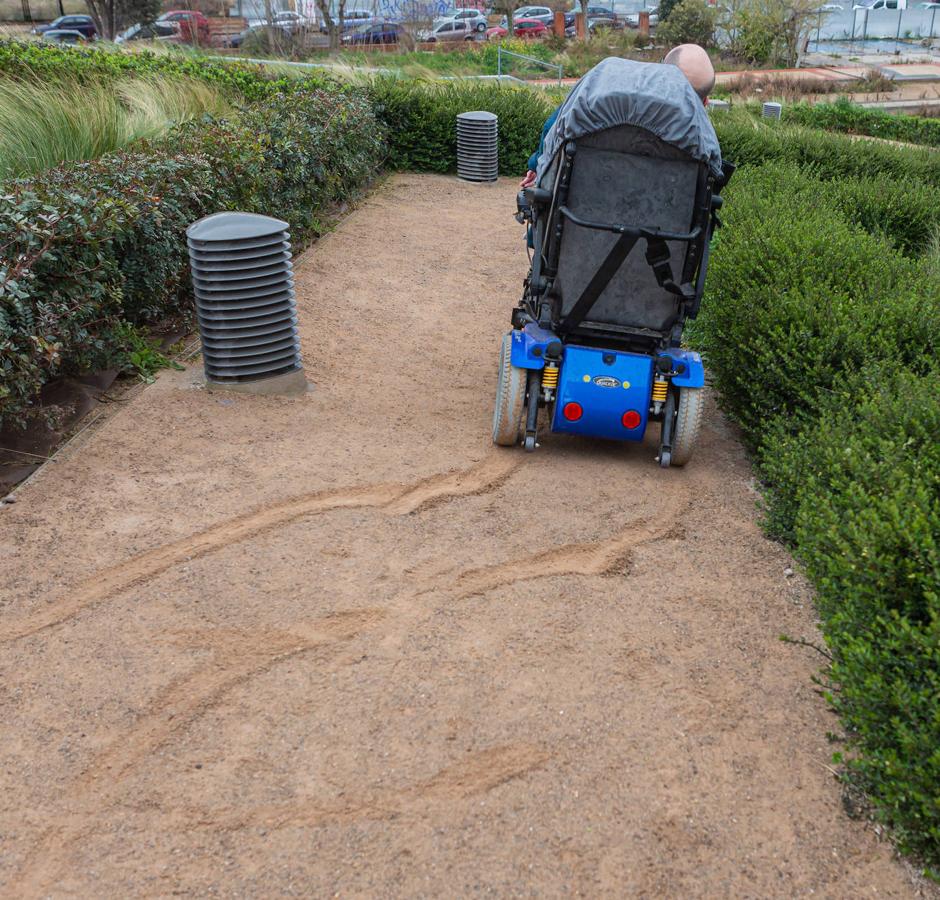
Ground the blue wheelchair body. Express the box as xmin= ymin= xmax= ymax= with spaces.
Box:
xmin=492 ymin=58 xmax=733 ymax=467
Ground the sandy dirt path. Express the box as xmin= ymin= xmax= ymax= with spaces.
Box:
xmin=0 ymin=174 xmax=919 ymax=897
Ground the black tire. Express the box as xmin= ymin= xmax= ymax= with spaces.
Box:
xmin=671 ymin=386 xmax=705 ymax=466
xmin=492 ymin=333 xmax=526 ymax=446
xmin=476 ymin=20 xmax=486 ymax=30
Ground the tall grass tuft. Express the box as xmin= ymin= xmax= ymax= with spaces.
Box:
xmin=0 ymin=74 xmax=229 ymax=178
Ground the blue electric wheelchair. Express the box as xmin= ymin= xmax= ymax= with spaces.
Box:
xmin=493 ymin=58 xmax=734 ymax=466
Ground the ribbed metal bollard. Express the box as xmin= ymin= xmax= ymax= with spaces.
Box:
xmin=457 ymin=111 xmax=498 ymax=183
xmin=762 ymin=101 xmax=782 ymax=119
xmin=187 ymin=212 xmax=306 ymax=395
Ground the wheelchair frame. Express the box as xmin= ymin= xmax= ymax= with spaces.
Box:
xmin=502 ymin=136 xmax=734 ymax=465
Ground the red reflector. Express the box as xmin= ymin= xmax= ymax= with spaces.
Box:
xmin=622 ymin=410 xmax=642 ymax=429
xmin=563 ymin=402 xmax=583 ymax=422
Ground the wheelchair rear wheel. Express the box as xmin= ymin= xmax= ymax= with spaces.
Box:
xmin=670 ymin=386 xmax=705 ymax=467
xmin=492 ymin=332 xmax=526 ymax=446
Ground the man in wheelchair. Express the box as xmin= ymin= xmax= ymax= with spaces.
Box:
xmin=493 ymin=52 xmax=735 ymax=466
xmin=520 ymin=44 xmax=717 ymax=191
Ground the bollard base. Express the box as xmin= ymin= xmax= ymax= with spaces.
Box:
xmin=205 ymin=367 xmax=309 ymax=397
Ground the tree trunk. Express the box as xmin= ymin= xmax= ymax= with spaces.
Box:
xmin=263 ymin=0 xmax=276 ymax=52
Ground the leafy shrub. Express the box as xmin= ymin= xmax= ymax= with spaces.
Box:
xmin=696 ymin=161 xmax=940 ymax=449
xmin=0 ymin=83 xmax=383 ymax=427
xmin=784 ymin=98 xmax=940 ymax=149
xmin=369 ymin=78 xmax=553 ymax=175
xmin=695 ymin=150 xmax=940 ymax=864
xmin=0 ymin=38 xmax=325 ymax=101
xmin=656 ymin=0 xmax=718 ymax=48
xmin=732 ymin=0 xmax=820 ymax=66
xmin=0 ymin=152 xmax=218 ymax=420
xmin=759 ymin=371 xmax=940 ymax=861
xmin=716 ymin=159 xmax=940 ymax=256
xmin=713 ymin=111 xmax=940 ymax=189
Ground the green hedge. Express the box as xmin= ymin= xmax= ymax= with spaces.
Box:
xmin=369 ymin=78 xmax=554 ymax=175
xmin=759 ymin=371 xmax=940 ymax=860
xmin=712 ymin=112 xmax=940 ymax=190
xmin=0 ymin=38 xmax=314 ymax=100
xmin=697 ymin=154 xmax=940 ymax=865
xmin=783 ymin=98 xmax=940 ymax=149
xmin=696 ymin=161 xmax=940 ymax=448
xmin=0 ymin=84 xmax=383 ymax=426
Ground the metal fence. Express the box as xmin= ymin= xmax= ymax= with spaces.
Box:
xmin=496 ymin=47 xmax=564 ymax=86
xmin=806 ymin=4 xmax=939 ymax=54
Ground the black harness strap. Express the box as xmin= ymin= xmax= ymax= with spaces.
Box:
xmin=644 ymin=238 xmax=695 ymax=302
xmin=557 ymin=232 xmax=639 ymax=336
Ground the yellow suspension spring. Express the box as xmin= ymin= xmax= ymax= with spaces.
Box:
xmin=651 ymin=378 xmax=668 ymax=403
xmin=542 ymin=364 xmax=559 ymax=390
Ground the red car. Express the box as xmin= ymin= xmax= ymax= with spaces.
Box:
xmin=485 ymin=16 xmax=547 ymax=38
xmin=157 ymin=9 xmax=210 ymax=42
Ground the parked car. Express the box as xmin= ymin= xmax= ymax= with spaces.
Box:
xmin=853 ymin=0 xmax=905 ymax=8
xmin=229 ymin=22 xmax=292 ymax=46
xmin=32 ymin=13 xmax=96 ymax=38
xmin=512 ymin=4 xmax=554 ymax=24
xmin=585 ymin=4 xmax=618 ymax=16
xmin=40 ymin=27 xmax=89 ymax=42
xmin=624 ymin=6 xmax=659 ymax=26
xmin=157 ymin=9 xmax=209 ymax=40
xmin=419 ymin=17 xmax=477 ymax=40
xmin=439 ymin=8 xmax=489 ymax=31
xmin=587 ymin=13 xmax=624 ymax=30
xmin=273 ymin=9 xmax=311 ymax=31
xmin=115 ymin=20 xmax=179 ymax=42
xmin=487 ymin=15 xmax=547 ymax=37
xmin=342 ymin=19 xmax=402 ymax=42
xmin=320 ymin=8 xmax=373 ymax=32
xmin=815 ymin=3 xmax=843 ymax=9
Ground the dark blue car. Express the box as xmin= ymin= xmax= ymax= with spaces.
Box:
xmin=32 ymin=14 xmax=97 ymax=38
xmin=341 ymin=20 xmax=402 ymax=43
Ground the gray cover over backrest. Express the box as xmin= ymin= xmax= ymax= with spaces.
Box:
xmin=535 ymin=57 xmax=722 ymax=180
xmin=554 ymin=124 xmax=702 ymax=333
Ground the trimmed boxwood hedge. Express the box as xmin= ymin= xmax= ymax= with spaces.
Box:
xmin=696 ymin=155 xmax=940 ymax=866
xmin=712 ymin=112 xmax=940 ymax=190
xmin=759 ymin=371 xmax=940 ymax=861
xmin=783 ymin=98 xmax=940 ymax=149
xmin=369 ymin=78 xmax=555 ymax=176
xmin=694 ymin=161 xmax=940 ymax=449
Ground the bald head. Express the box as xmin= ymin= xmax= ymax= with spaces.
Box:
xmin=663 ymin=43 xmax=715 ymax=100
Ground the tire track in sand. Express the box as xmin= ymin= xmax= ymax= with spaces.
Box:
xmin=0 ymin=454 xmax=520 ymax=644
xmin=7 ymin=610 xmax=382 ymax=899
xmin=7 ymin=485 xmax=691 ymax=896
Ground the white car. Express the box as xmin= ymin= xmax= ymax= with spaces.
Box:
xmin=437 ymin=8 xmax=489 ymax=31
xmin=274 ymin=10 xmax=310 ymax=31
xmin=419 ymin=17 xmax=477 ymax=40
xmin=853 ymin=0 xmax=906 ymax=8
xmin=624 ymin=6 xmax=659 ymax=26
xmin=513 ymin=5 xmax=554 ymax=24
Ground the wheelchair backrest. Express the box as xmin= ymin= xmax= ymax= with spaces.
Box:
xmin=552 ymin=124 xmax=708 ymax=336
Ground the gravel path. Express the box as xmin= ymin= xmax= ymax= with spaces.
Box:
xmin=0 ymin=174 xmax=918 ymax=897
